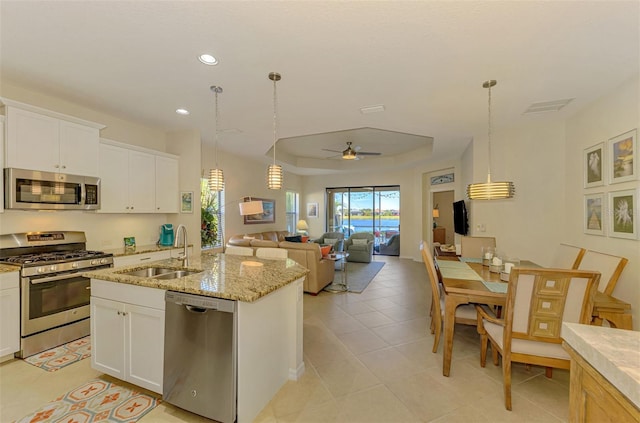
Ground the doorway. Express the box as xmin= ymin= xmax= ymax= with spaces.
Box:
xmin=432 ymin=190 xmax=454 ymax=245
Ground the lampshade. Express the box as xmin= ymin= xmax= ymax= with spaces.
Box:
xmin=467 ymin=80 xmax=515 ymax=200
xmin=238 ymin=200 xmax=264 ymax=216
xmin=267 ymin=164 xmax=283 ymax=190
xmin=432 ymin=209 xmax=440 ymax=218
xmin=296 ymin=219 xmax=309 ymax=231
xmin=208 ymin=168 xmax=224 ymax=191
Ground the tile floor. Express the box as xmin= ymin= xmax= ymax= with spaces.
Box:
xmin=0 ymin=256 xmax=570 ymax=422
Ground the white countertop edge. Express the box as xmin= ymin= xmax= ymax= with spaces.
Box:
xmin=562 ymin=322 xmax=640 ymax=408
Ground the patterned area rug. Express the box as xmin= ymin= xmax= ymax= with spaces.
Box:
xmin=15 ymin=378 xmax=160 ymax=423
xmin=24 ymin=336 xmax=91 ymax=372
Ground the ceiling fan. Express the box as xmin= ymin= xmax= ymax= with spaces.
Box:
xmin=322 ymin=141 xmax=382 ymax=160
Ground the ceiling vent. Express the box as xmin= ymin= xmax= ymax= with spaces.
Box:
xmin=360 ymin=104 xmax=385 ymax=114
xmin=524 ymin=98 xmax=574 ymax=114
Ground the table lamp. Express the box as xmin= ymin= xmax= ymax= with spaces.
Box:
xmin=296 ymin=219 xmax=309 ymax=236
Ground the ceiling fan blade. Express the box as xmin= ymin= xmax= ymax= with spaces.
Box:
xmin=322 ymin=148 xmax=343 ymax=153
xmin=357 ymin=151 xmax=382 ymax=156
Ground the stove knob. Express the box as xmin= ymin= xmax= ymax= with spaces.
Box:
xmin=90 ymin=259 xmax=98 ymax=266
xmin=50 ymin=265 xmax=57 ymax=272
xmin=72 ymin=262 xmax=79 ymax=269
xmin=100 ymin=258 xmax=109 ymax=265
xmin=37 ymin=267 xmax=46 ymax=274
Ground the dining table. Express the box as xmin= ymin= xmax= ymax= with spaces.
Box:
xmin=436 ymin=257 xmax=633 ymax=377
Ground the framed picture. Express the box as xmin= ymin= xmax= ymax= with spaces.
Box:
xmin=307 ymin=202 xmax=319 ymax=218
xmin=584 ymin=142 xmax=604 ymax=188
xmin=244 ymin=198 xmax=275 ymax=224
xmin=431 ymin=172 xmax=455 ymax=185
xmin=123 ymin=236 xmax=136 ymax=250
xmin=608 ymin=129 xmax=637 ymax=184
xmin=608 ymin=189 xmax=637 ymax=239
xmin=584 ymin=193 xmax=605 ymax=236
xmin=180 ymin=191 xmax=193 ymax=213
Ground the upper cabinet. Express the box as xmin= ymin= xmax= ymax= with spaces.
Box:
xmin=2 ymin=99 xmax=105 ymax=176
xmin=99 ymin=139 xmax=179 ymax=214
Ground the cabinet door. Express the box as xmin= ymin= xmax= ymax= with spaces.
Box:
xmin=0 ymin=272 xmax=20 ymax=359
xmin=155 ymin=156 xmax=179 ymax=213
xmin=98 ymin=143 xmax=130 ymax=212
xmin=91 ymin=297 xmax=126 ymax=378
xmin=1 ymin=120 xmax=4 ymax=213
xmin=128 ymin=150 xmax=156 ymax=213
xmin=126 ymin=303 xmax=165 ymax=394
xmin=59 ymin=121 xmax=99 ymax=176
xmin=6 ymin=107 xmax=59 ymax=172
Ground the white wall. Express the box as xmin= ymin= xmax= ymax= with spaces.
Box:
xmin=564 ymin=75 xmax=639 ymax=329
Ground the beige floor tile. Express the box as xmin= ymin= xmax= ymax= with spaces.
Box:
xmin=513 ymin=373 xmax=571 ymax=421
xmin=336 ymin=385 xmax=421 ymax=423
xmin=467 ymin=388 xmax=565 ymax=422
xmin=337 ymin=300 xmax=375 ymax=316
xmin=430 ymin=404 xmax=492 ymax=422
xmin=322 ymin=314 xmax=367 ymax=335
xmin=335 ymin=328 xmax=389 ymax=355
xmin=277 ymin=398 xmax=342 ymax=423
xmin=372 ymin=317 xmax=429 ymax=346
xmin=422 ymin=360 xmax=502 ymax=402
xmin=268 ymin=368 xmax=334 ymax=418
xmin=379 ymin=305 xmax=430 ymax=323
xmin=392 ymin=338 xmax=442 ymax=371
xmin=357 ymin=347 xmax=423 ymax=385
xmin=361 ymin=297 xmax=398 ymax=311
xmin=142 ymin=402 xmax=214 ymax=422
xmin=314 ymin=356 xmax=381 ymax=398
xmin=352 ymin=310 xmax=395 ymax=328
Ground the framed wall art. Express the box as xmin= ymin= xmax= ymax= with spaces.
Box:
xmin=608 ymin=129 xmax=637 ymax=184
xmin=583 ymin=193 xmax=604 ymax=236
xmin=307 ymin=202 xmax=319 ymax=218
xmin=608 ymin=189 xmax=637 ymax=239
xmin=180 ymin=191 xmax=193 ymax=213
xmin=244 ymin=198 xmax=275 ymax=224
xmin=584 ymin=142 xmax=604 ymax=188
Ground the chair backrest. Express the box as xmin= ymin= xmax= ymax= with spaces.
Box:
xmin=421 ymin=240 xmax=442 ymax=327
xmin=577 ymin=250 xmax=628 ymax=295
xmin=460 ymin=236 xmax=496 ymax=258
xmin=319 ymin=232 xmax=345 ymax=251
xmin=386 ymin=234 xmax=400 ymax=246
xmin=504 ymin=268 xmax=600 ymax=345
xmin=225 ymin=246 xmax=254 ymax=256
xmin=349 ymin=232 xmax=374 ymax=242
xmin=551 ymin=243 xmax=586 ymax=269
xmin=256 ymin=247 xmax=288 ymax=259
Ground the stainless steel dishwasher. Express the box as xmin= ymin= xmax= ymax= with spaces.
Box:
xmin=163 ymin=291 xmax=237 ymax=423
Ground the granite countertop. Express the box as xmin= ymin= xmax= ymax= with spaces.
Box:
xmin=562 ymin=322 xmax=640 ymax=408
xmin=102 ymin=243 xmax=188 ymax=257
xmin=0 ymin=263 xmax=20 ymax=274
xmin=84 ymin=251 xmax=309 ymax=303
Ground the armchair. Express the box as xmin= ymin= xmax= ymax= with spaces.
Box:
xmin=345 ymin=233 xmax=374 ymax=263
xmin=312 ymin=232 xmax=345 ymax=253
xmin=378 ymin=234 xmax=400 ymax=256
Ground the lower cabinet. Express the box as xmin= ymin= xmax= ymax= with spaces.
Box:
xmin=91 ymin=280 xmax=165 ymax=394
xmin=0 ymin=271 xmax=20 ymax=360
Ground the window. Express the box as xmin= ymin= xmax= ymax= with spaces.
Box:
xmin=201 ymin=179 xmax=224 ymax=249
xmin=286 ymin=191 xmax=299 ymax=233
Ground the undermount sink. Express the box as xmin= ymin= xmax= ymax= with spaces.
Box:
xmin=119 ymin=267 xmax=201 ymax=279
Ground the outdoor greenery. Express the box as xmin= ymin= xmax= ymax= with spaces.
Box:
xmin=200 ymin=179 xmax=220 ymax=248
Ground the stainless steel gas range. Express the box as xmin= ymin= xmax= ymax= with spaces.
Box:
xmin=0 ymin=231 xmax=113 ymax=357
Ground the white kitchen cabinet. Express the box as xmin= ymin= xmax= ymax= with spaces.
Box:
xmin=99 ymin=140 xmax=179 ymax=214
xmin=0 ymin=271 xmax=20 ymax=361
xmin=91 ymin=280 xmax=165 ymax=394
xmin=4 ymin=103 xmax=103 ymax=176
xmin=0 ymin=117 xmax=5 ymax=214
xmin=155 ymin=156 xmax=179 ymax=213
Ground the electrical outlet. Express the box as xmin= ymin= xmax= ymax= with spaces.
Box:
xmin=476 ymin=224 xmax=486 ymax=232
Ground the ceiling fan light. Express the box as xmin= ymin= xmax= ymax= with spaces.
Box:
xmin=343 ymin=150 xmax=357 ymax=160
xmin=267 ymin=164 xmax=283 ymax=190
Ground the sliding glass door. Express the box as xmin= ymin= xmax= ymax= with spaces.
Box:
xmin=326 ymin=186 xmax=400 ymax=255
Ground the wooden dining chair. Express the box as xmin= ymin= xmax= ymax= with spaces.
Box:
xmin=577 ymin=250 xmax=628 ymax=295
xmin=460 ymin=236 xmax=496 ymax=258
xmin=476 ymin=267 xmax=600 ymax=410
xmin=225 ymin=246 xmax=254 ymax=256
xmin=551 ymin=243 xmax=586 ymax=269
xmin=420 ymin=241 xmax=478 ymax=353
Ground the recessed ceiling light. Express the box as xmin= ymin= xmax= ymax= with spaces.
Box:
xmin=360 ymin=104 xmax=385 ymax=114
xmin=198 ymin=54 xmax=218 ymax=65
xmin=175 ymin=108 xmax=190 ymax=115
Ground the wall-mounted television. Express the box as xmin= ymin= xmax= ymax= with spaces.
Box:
xmin=453 ymin=200 xmax=469 ymax=235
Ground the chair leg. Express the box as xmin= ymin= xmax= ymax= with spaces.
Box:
xmin=492 ymin=343 xmax=499 ymax=366
xmin=545 ymin=367 xmax=553 ymax=378
xmin=503 ymin=357 xmax=512 ymax=411
xmin=432 ymin=321 xmax=441 ymax=353
xmin=429 ymin=300 xmax=435 ymax=334
xmin=479 ymin=333 xmax=488 ymax=367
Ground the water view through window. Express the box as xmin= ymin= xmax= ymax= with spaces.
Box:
xmin=326 ymin=186 xmax=400 ymax=255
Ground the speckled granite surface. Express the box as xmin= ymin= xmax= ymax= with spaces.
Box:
xmin=84 ymin=251 xmax=309 ymax=303
xmin=0 ymin=263 xmax=20 ymax=274
xmin=563 ymin=322 xmax=640 ymax=408
xmin=102 ymin=244 xmax=188 ymax=257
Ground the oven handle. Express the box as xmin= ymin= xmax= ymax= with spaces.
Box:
xmin=30 ymin=273 xmax=87 ymax=284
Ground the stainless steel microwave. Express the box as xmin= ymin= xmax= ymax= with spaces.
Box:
xmin=4 ymin=168 xmax=100 ymax=210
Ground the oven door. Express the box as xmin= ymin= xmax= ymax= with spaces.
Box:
xmin=21 ymin=271 xmax=94 ymax=336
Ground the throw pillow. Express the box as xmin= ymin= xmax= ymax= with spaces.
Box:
xmin=284 ymin=235 xmax=302 ymax=243
xmin=243 ymin=236 xmax=256 ymax=240
xmin=320 ymin=245 xmax=332 ymax=256
xmin=352 ymin=238 xmax=369 ymax=246
xmin=324 ymin=238 xmax=339 ymax=248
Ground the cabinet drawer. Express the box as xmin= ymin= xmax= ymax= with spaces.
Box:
xmin=91 ymin=279 xmax=165 ymax=310
xmin=113 ymin=251 xmax=172 ymax=267
xmin=0 ymin=272 xmax=19 ymax=290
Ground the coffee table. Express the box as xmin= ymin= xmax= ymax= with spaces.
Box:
xmin=323 ymin=252 xmax=349 ymax=292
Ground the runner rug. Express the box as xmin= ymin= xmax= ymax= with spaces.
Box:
xmin=24 ymin=336 xmax=91 ymax=372
xmin=14 ymin=378 xmax=160 ymax=423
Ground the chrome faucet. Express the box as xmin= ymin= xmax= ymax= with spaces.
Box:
xmin=174 ymin=224 xmax=189 ymax=266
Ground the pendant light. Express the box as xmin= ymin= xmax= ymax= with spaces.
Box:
xmin=208 ymin=85 xmax=225 ymax=191
xmin=267 ymin=72 xmax=283 ymax=190
xmin=467 ymin=80 xmax=515 ymax=200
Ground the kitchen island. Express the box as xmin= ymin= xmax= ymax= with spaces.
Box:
xmin=84 ymin=251 xmax=309 ymax=423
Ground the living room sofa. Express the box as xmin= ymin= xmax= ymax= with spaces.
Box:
xmin=227 ymin=231 xmax=335 ymax=294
